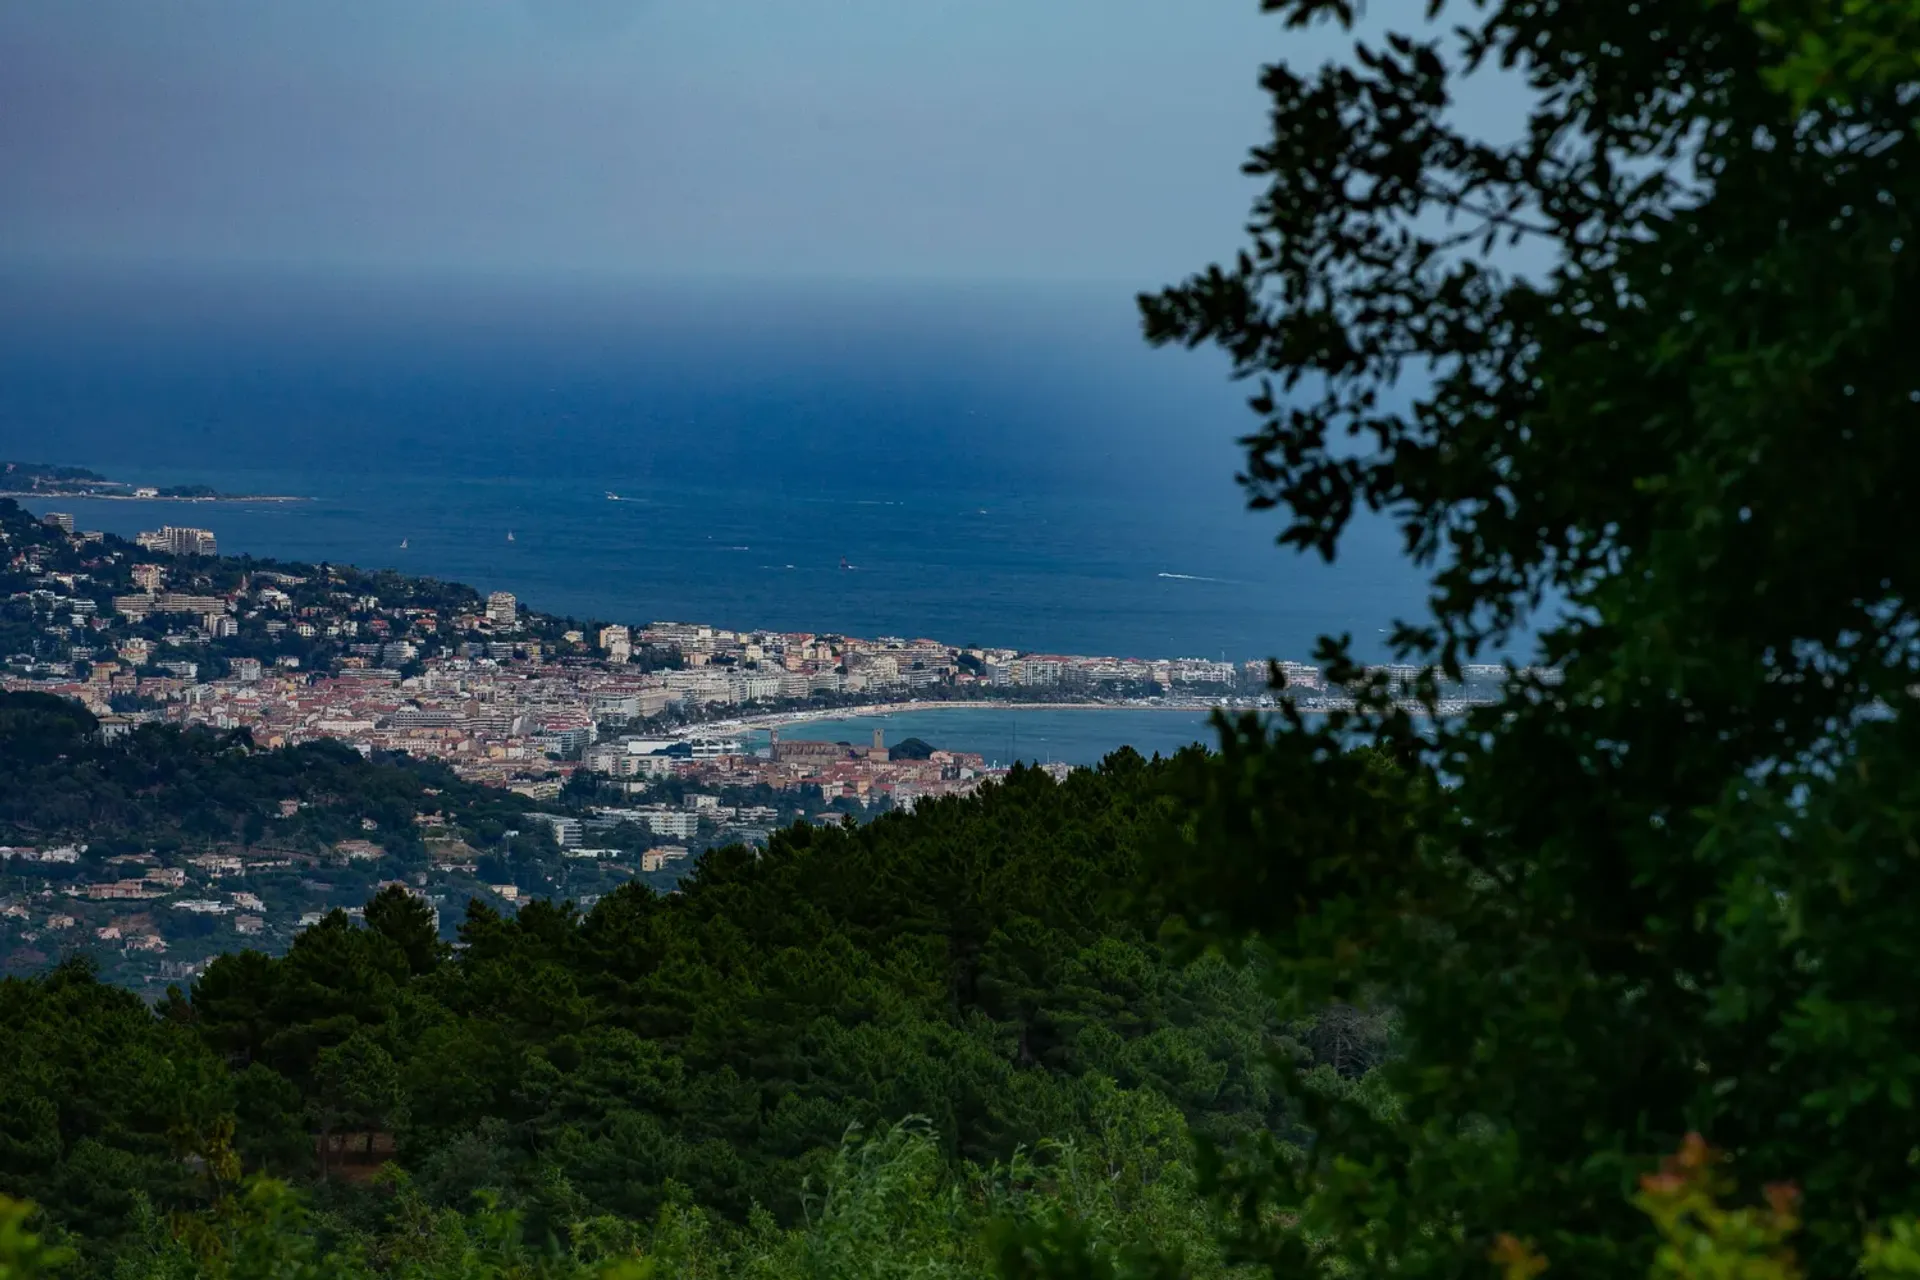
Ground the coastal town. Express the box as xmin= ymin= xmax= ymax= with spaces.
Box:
xmin=2 ymin=505 xmax=1533 ymax=785
xmin=0 ymin=500 xmax=1540 ymax=989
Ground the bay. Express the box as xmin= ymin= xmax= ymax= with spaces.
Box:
xmin=0 ymin=267 xmax=1429 ymax=665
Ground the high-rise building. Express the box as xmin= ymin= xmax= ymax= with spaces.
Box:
xmin=598 ymin=624 xmax=632 ymax=662
xmin=135 ymin=526 xmax=217 ymax=557
xmin=1275 ymin=660 xmax=1324 ymax=691
xmin=153 ymin=593 xmax=227 ymax=614
xmin=131 ymin=564 xmax=166 ymax=592
xmin=41 ymin=512 xmax=73 ymax=534
xmin=1015 ymin=659 xmax=1064 ymax=687
xmin=485 ymin=591 xmax=518 ymax=628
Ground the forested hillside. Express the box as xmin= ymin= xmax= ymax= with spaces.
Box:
xmin=0 ymin=752 xmax=1379 ymax=1275
xmin=0 ymin=691 xmax=633 ymax=991
xmin=0 ymin=692 xmax=534 ymax=859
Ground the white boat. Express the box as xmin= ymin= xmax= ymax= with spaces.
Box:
xmin=399 ymin=538 xmax=408 ymax=549
xmin=506 ymin=530 xmax=515 ymax=543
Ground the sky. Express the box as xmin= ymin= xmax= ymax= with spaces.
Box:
xmin=0 ymin=0 xmax=1468 ymax=286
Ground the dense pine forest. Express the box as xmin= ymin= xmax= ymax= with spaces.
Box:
xmin=2 ymin=749 xmax=1374 ymax=1276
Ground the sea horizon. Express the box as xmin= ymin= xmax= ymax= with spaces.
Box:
xmin=0 ymin=268 xmax=1434 ymax=664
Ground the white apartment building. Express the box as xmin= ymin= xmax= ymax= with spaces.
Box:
xmin=136 ymin=526 xmax=218 ymax=556
xmin=642 ymin=809 xmax=700 ymax=839
xmin=598 ymin=625 xmax=632 ymax=661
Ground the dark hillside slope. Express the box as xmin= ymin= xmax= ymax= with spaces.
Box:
xmin=2 ymin=750 xmax=1333 ymax=1267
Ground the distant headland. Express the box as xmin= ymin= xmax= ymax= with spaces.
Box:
xmin=0 ymin=461 xmax=306 ymax=503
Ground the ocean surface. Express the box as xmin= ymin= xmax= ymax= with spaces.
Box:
xmin=0 ymin=266 xmax=1432 ymax=664
xmin=747 ymin=707 xmax=1227 ymax=770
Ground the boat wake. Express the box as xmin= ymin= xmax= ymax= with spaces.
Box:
xmin=1157 ymin=572 xmax=1225 ymax=583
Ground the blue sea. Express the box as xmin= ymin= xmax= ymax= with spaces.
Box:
xmin=0 ymin=265 xmax=1429 ymax=666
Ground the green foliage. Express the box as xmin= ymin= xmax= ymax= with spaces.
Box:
xmin=1 ymin=758 xmax=1314 ymax=1273
xmin=364 ymin=887 xmax=444 ymax=977
xmin=1119 ymin=0 xmax=1920 ymax=1276
xmin=0 ymin=1118 xmax=1247 ymax=1279
xmin=312 ymin=1033 xmax=401 ymax=1178
xmin=0 ymin=958 xmax=232 ymax=1268
xmin=0 ymin=1195 xmax=74 ymax=1280
xmin=0 ymin=693 xmax=533 ymax=858
xmin=1742 ymin=0 xmax=1920 ymax=117
xmin=1631 ymin=1136 xmax=1803 ymax=1280
xmin=0 ymin=694 xmax=96 ymax=762
xmin=1489 ymin=1137 xmax=1920 ymax=1280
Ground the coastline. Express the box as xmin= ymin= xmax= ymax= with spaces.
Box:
xmin=697 ymin=698 xmax=1259 ymax=737
xmin=0 ymin=491 xmax=309 ymax=504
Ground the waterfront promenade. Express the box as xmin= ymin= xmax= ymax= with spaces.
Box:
xmin=697 ymin=697 xmax=1253 ymax=737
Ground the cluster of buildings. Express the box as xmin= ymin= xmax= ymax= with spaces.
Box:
xmin=4 ymin=511 xmax=1543 ymax=801
xmin=0 ymin=508 xmax=1564 ymax=986
xmin=627 ymin=620 xmax=1260 ymax=699
xmin=1 ymin=833 xmax=440 ymax=972
xmin=35 ymin=645 xmax=1006 ymax=817
xmin=578 ymin=724 xmax=997 ymax=814
xmin=134 ymin=525 xmax=218 ymax=557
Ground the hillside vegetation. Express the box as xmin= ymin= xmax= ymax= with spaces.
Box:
xmin=1 ymin=751 xmax=1372 ymax=1275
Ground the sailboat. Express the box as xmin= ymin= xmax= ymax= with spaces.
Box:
xmin=506 ymin=530 xmax=515 ymax=543
xmin=399 ymin=538 xmax=409 ymax=549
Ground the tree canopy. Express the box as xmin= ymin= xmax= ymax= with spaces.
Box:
xmin=1127 ymin=0 xmax=1920 ymax=1276
xmin=0 ymin=754 xmax=1344 ymax=1275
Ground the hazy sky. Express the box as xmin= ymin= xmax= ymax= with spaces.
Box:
xmin=0 ymin=0 xmax=1429 ymax=285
